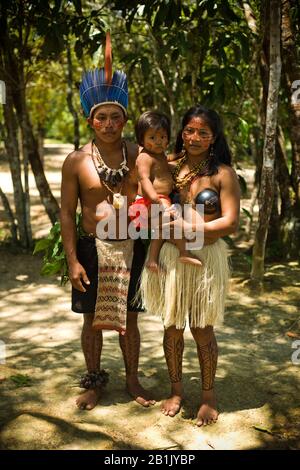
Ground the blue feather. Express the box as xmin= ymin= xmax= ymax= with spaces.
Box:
xmin=79 ymin=68 xmax=128 ymax=117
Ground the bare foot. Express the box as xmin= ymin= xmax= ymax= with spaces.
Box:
xmin=196 ymin=389 xmax=218 ymax=426
xmin=146 ymin=260 xmax=159 ymax=272
xmin=76 ymin=388 xmax=102 ymax=411
xmin=146 ymin=260 xmax=165 ymax=273
xmin=179 ymin=255 xmax=203 ymax=267
xmin=161 ymin=395 xmax=182 ymax=417
xmin=126 ymin=380 xmax=156 ymax=407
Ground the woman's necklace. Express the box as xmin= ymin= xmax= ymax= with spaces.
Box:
xmin=172 ymin=151 xmax=210 ymax=192
xmin=91 ymin=141 xmax=128 ymax=209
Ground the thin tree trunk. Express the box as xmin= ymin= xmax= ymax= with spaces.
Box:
xmin=0 ymin=186 xmax=18 ymax=243
xmin=19 ymin=122 xmax=33 ymax=248
xmin=251 ymin=0 xmax=282 ymax=281
xmin=37 ymin=125 xmax=45 ymax=166
xmin=66 ymin=42 xmax=80 ymax=150
xmin=151 ymin=32 xmax=179 ymax=138
xmin=19 ymin=100 xmax=60 ymax=225
xmin=0 ymin=6 xmax=60 ymax=227
xmin=276 ymin=125 xmax=292 ymax=219
xmin=281 ymin=0 xmax=300 ymax=208
xmin=1 ymin=77 xmax=30 ymax=248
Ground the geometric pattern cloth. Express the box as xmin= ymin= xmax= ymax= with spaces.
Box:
xmin=93 ymin=238 xmax=134 ymax=335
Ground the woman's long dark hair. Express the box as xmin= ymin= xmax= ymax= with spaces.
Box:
xmin=175 ymin=105 xmax=232 ymax=175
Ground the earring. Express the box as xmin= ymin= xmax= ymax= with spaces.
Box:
xmin=210 ymin=145 xmax=214 ymax=158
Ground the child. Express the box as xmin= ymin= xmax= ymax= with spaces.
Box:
xmin=132 ymin=111 xmax=203 ymax=272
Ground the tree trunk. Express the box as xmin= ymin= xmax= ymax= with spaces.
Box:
xmin=151 ymin=32 xmax=179 ymax=138
xmin=37 ymin=125 xmax=45 ymax=166
xmin=66 ymin=42 xmax=80 ymax=150
xmin=19 ymin=99 xmax=60 ymax=225
xmin=281 ymin=0 xmax=300 ymax=208
xmin=276 ymin=125 xmax=292 ymax=219
xmin=1 ymin=75 xmax=30 ymax=248
xmin=251 ymin=0 xmax=282 ymax=281
xmin=0 ymin=185 xmax=18 ymax=243
xmin=0 ymin=6 xmax=60 ymax=228
xmin=19 ymin=121 xmax=33 ymax=249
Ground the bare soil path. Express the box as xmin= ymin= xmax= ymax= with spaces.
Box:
xmin=0 ymin=146 xmax=299 ymax=450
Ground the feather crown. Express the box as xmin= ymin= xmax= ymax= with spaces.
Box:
xmin=79 ymin=32 xmax=128 ymax=118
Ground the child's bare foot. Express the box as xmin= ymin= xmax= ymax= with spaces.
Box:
xmin=179 ymin=253 xmax=202 ymax=267
xmin=76 ymin=388 xmax=102 ymax=411
xmin=196 ymin=389 xmax=219 ymax=426
xmin=161 ymin=395 xmax=183 ymax=417
xmin=146 ymin=260 xmax=159 ymax=272
xmin=146 ymin=260 xmax=165 ymax=273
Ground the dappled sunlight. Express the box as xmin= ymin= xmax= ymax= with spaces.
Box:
xmin=0 ymin=250 xmax=299 ymax=449
xmin=0 ymin=146 xmax=300 ymax=449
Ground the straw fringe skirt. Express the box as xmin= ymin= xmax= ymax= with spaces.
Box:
xmin=139 ymin=239 xmax=230 ymax=329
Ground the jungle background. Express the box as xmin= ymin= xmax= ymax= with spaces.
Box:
xmin=0 ymin=0 xmax=299 ymax=450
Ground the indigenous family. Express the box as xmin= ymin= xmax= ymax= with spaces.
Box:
xmin=60 ymin=34 xmax=240 ymax=426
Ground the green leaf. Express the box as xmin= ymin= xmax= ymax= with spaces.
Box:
xmin=74 ymin=40 xmax=83 ymax=60
xmin=41 ymin=261 xmax=63 ymax=276
xmin=243 ymin=254 xmax=252 ymax=266
xmin=153 ymin=4 xmax=169 ymax=29
xmin=242 ymin=207 xmax=252 ymax=221
xmin=72 ymin=0 xmax=82 ymax=15
xmin=51 ymin=242 xmax=60 ymax=258
xmin=253 ymin=426 xmax=274 ymax=435
xmin=218 ymin=0 xmax=240 ymax=22
xmin=33 ymin=238 xmax=51 ymax=255
xmin=222 ymin=235 xmax=235 ymax=248
xmin=10 ymin=374 xmax=32 ymax=387
xmin=214 ymin=70 xmax=226 ymax=94
xmin=238 ymin=117 xmax=249 ymax=143
xmin=227 ymin=67 xmax=243 ymax=89
xmin=171 ymin=48 xmax=180 ymax=62
xmin=141 ymin=57 xmax=150 ymax=77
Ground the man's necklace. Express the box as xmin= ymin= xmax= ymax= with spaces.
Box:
xmin=91 ymin=140 xmax=128 ymax=209
xmin=172 ymin=151 xmax=210 ymax=192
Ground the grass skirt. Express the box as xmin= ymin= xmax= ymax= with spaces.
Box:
xmin=139 ymin=239 xmax=230 ymax=329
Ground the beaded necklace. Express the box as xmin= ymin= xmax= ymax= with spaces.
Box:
xmin=91 ymin=139 xmax=129 ymax=186
xmin=91 ymin=141 xmax=128 ymax=209
xmin=172 ymin=151 xmax=210 ymax=192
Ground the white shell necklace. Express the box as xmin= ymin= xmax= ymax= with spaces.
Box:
xmin=91 ymin=141 xmax=128 ymax=209
xmin=92 ymin=140 xmax=129 ymax=187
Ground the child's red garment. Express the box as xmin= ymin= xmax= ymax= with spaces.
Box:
xmin=129 ymin=195 xmax=171 ymax=229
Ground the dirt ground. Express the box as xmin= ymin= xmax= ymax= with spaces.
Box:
xmin=0 ymin=145 xmax=299 ymax=450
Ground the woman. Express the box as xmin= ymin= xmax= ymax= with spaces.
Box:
xmin=140 ymin=105 xmax=240 ymax=426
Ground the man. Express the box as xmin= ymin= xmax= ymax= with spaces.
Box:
xmin=60 ymin=37 xmax=154 ymax=410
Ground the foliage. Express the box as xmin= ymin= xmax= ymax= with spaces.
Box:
xmin=10 ymin=374 xmax=32 ymax=387
xmin=33 ymin=213 xmax=84 ymax=285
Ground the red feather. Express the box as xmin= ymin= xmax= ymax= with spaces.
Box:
xmin=104 ymin=31 xmax=112 ymax=85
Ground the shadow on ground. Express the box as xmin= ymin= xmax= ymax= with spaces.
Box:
xmin=0 ymin=246 xmax=299 ymax=450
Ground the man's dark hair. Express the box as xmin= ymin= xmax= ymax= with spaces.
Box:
xmin=135 ymin=111 xmax=171 ymax=146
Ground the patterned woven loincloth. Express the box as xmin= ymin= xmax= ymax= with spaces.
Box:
xmin=93 ymin=238 xmax=134 ymax=334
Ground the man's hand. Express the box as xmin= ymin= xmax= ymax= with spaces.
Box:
xmin=69 ymin=261 xmax=90 ymax=292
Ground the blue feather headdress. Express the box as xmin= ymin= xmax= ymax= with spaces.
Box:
xmin=79 ymin=32 xmax=128 ymax=118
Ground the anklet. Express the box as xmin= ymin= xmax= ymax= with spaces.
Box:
xmin=79 ymin=370 xmax=109 ymax=389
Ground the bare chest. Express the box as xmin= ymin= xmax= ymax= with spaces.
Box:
xmin=151 ymin=158 xmax=172 ymax=181
xmin=78 ymin=157 xmax=137 ymax=205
